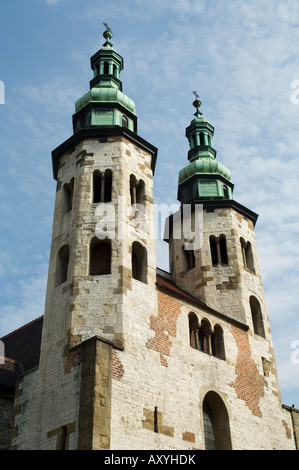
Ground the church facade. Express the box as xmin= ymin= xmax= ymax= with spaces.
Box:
xmin=1 ymin=28 xmax=299 ymax=450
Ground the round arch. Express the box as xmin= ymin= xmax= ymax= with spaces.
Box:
xmin=202 ymin=391 xmax=232 ymax=450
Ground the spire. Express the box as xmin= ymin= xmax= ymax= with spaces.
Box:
xmin=72 ymin=25 xmax=137 ymax=134
xmin=177 ymin=93 xmax=234 ymax=204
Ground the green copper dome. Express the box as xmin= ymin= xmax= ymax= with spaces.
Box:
xmin=179 ymin=158 xmax=231 ymax=185
xmin=72 ymin=26 xmax=137 ymax=134
xmin=177 ymin=94 xmax=234 ymax=203
xmin=75 ymin=87 xmax=136 ymax=114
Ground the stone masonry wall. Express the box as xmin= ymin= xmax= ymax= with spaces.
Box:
xmin=0 ymin=395 xmax=14 ymax=450
xmin=11 ymin=134 xmax=157 ymax=449
xmin=109 ymin=280 xmax=296 ymax=450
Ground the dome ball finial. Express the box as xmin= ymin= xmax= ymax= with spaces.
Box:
xmin=192 ymin=90 xmax=202 ymax=112
xmin=103 ymin=23 xmax=113 ymax=41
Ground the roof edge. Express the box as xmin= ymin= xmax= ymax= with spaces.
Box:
xmin=156 ymin=274 xmax=249 ymax=331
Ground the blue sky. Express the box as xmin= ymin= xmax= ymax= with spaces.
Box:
xmin=0 ymin=0 xmax=299 ymax=408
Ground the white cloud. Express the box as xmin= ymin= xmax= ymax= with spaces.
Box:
xmin=0 ymin=267 xmax=48 ymax=337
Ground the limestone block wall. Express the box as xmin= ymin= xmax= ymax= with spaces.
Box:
xmin=42 ymin=136 xmax=156 ymax=353
xmin=170 ymin=206 xmax=271 ymax=338
xmin=109 ymin=281 xmax=296 ymax=450
xmin=11 ymin=357 xmax=81 ymax=450
xmin=11 ymin=276 xmax=296 ymax=450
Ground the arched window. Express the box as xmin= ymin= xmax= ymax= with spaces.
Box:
xmin=200 ymin=132 xmax=205 ymax=145
xmin=130 ymin=175 xmax=145 ymax=206
xmin=189 ymin=315 xmax=225 ymax=359
xmin=189 ymin=317 xmax=212 ymax=354
xmin=202 ymin=392 xmax=232 ymax=450
xmin=199 ymin=319 xmax=212 ymax=354
xmin=189 ymin=313 xmax=199 ymax=349
xmin=93 ymin=170 xmax=112 ymax=203
xmin=55 ymin=245 xmax=69 ymax=287
xmin=122 ymin=115 xmax=128 ymax=128
xmin=90 ymin=239 xmax=111 ymax=275
xmin=62 ymin=178 xmax=74 ymax=216
xmin=250 ymin=296 xmax=265 ymax=337
xmin=219 ymin=234 xmax=228 ymax=264
xmin=132 ymin=241 xmax=147 ymax=283
xmin=136 ymin=179 xmax=145 ymax=205
xmin=223 ymin=185 xmax=229 ymax=199
xmin=211 ymin=325 xmax=226 ymax=360
xmin=203 ymin=401 xmax=216 ymax=450
xmin=240 ymin=238 xmax=255 ymax=272
xmin=209 ymin=235 xmax=228 ymax=266
xmin=182 ymin=245 xmax=195 ymax=272
xmin=209 ymin=236 xmax=218 ymax=266
xmin=103 ymin=61 xmax=109 ymax=74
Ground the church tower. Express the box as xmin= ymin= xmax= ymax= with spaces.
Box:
xmin=11 ymin=27 xmax=158 ymax=450
xmin=10 ymin=30 xmax=298 ymax=451
xmin=167 ymin=95 xmax=269 ymax=333
xmin=42 ymin=25 xmax=157 ymax=355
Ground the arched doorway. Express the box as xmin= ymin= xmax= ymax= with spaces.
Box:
xmin=202 ymin=391 xmax=232 ymax=450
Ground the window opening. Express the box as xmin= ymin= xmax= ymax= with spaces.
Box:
xmin=250 ymin=296 xmax=265 ymax=337
xmin=103 ymin=61 xmax=109 ymax=74
xmin=56 ymin=245 xmax=69 ymax=287
xmin=90 ymin=240 xmax=111 ymax=275
xmin=203 ymin=402 xmax=216 ymax=450
xmin=202 ymin=392 xmax=232 ymax=450
xmin=62 ymin=178 xmax=74 ymax=215
xmin=240 ymin=238 xmax=255 ymax=272
xmin=93 ymin=170 xmax=112 ymax=203
xmin=132 ymin=241 xmax=147 ymax=283
xmin=154 ymin=407 xmax=159 ymax=433
xmin=183 ymin=245 xmax=195 ymax=272
xmin=209 ymin=235 xmax=228 ymax=266
xmin=122 ymin=115 xmax=128 ymax=128
xmin=130 ymin=175 xmax=145 ymax=206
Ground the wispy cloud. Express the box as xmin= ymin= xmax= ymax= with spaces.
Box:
xmin=45 ymin=0 xmax=60 ymax=5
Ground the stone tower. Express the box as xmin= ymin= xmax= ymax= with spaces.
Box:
xmin=10 ymin=30 xmax=298 ymax=451
xmin=41 ymin=26 xmax=157 ymax=357
xmin=167 ymin=95 xmax=269 ymax=332
xmin=11 ymin=27 xmax=158 ymax=450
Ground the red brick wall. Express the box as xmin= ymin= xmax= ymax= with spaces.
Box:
xmin=146 ymin=289 xmax=182 ymax=367
xmin=231 ymin=326 xmax=264 ymax=417
xmin=112 ymin=350 xmax=124 ymax=381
